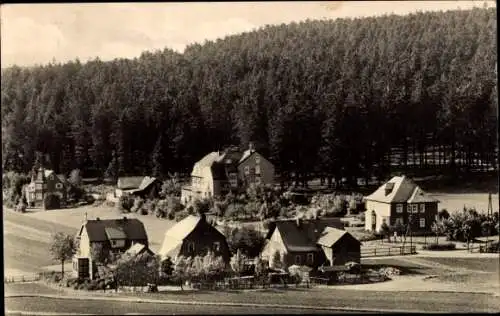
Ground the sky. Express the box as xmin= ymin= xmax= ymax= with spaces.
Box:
xmin=0 ymin=1 xmax=496 ymax=67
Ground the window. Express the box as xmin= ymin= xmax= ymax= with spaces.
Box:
xmin=188 ymin=242 xmax=195 ymax=253
xmin=396 ymin=204 xmax=403 ymax=213
xmin=255 ymin=165 xmax=261 ymax=174
xmin=244 ymin=166 xmax=250 ymax=174
xmin=255 ymin=156 xmax=260 ymax=164
xmin=295 ymin=255 xmax=301 ymax=265
xmin=307 ymin=253 xmax=314 ymax=265
xmin=55 ymin=183 xmax=63 ymax=190
xmin=409 ymin=204 xmax=418 ymax=213
xmin=419 ymin=218 xmax=425 ymax=228
xmin=213 ymin=242 xmax=221 ymax=252
xmin=255 ymin=177 xmax=262 ymax=185
xmin=420 ymin=204 xmax=425 ymax=213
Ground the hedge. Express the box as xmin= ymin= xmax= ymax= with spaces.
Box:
xmin=422 ymin=243 xmax=456 ymax=251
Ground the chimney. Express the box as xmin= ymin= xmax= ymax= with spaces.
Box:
xmin=96 ymin=217 xmax=100 ymax=221
xmin=249 ymin=142 xmax=255 ymax=153
xmin=123 ymin=216 xmax=127 ymax=221
xmin=296 ymin=217 xmax=301 ymax=228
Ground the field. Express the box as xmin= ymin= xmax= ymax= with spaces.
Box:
xmin=428 ymin=192 xmax=498 ymax=214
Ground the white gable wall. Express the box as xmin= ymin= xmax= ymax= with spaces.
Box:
xmin=79 ymin=229 xmax=91 ymax=258
xmin=365 ymin=200 xmax=391 ymax=232
xmin=261 ymin=229 xmax=287 ymax=268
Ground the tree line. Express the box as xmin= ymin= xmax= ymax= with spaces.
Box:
xmin=2 ymin=7 xmax=497 ymax=187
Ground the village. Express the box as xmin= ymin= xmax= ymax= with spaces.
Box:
xmin=4 ymin=143 xmax=499 ymax=299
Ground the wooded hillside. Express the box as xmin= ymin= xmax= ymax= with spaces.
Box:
xmin=1 ymin=7 xmax=497 ymax=185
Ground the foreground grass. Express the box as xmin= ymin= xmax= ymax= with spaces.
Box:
xmin=4 ymin=297 xmax=342 ymax=315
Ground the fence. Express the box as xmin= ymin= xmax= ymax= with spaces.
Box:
xmin=361 ymin=245 xmax=416 ymax=258
xmin=4 ymin=273 xmax=41 ymax=283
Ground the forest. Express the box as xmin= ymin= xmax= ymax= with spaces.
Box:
xmin=1 ymin=7 xmax=497 ymax=186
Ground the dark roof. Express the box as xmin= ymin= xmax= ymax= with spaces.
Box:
xmin=80 ymin=218 xmax=148 ymax=242
xmin=274 ymin=221 xmax=319 ymax=252
xmin=266 ymin=218 xmax=344 ymax=240
xmin=117 ymin=177 xmax=145 ymax=190
xmin=266 ymin=218 xmax=346 ymax=253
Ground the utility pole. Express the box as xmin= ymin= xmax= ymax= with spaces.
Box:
xmin=409 ymin=214 xmax=413 ymax=254
xmin=486 ymin=193 xmax=492 ymax=244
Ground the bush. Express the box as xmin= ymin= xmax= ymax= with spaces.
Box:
xmin=358 ymin=232 xmax=379 ymax=242
xmin=480 ymin=241 xmax=500 ymax=253
xmin=175 ymin=210 xmax=189 ymax=222
xmin=118 ymin=194 xmax=134 ymax=212
xmin=131 ymin=197 xmax=144 ymax=213
xmin=84 ymin=194 xmax=96 ymax=205
xmin=44 ymin=194 xmax=61 ymax=210
xmin=422 ymin=243 xmax=456 ymax=251
xmin=16 ymin=201 xmax=27 ymax=213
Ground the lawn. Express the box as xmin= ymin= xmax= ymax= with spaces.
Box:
xmin=428 ymin=192 xmax=499 ymax=214
xmin=23 ymin=204 xmax=177 ymax=252
xmin=4 ymin=282 xmax=65 ymax=296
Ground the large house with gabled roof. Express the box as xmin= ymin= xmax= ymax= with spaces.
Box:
xmin=261 ymin=217 xmax=360 ymax=268
xmin=181 ymin=143 xmax=275 ymax=204
xmin=364 ymin=175 xmax=439 ymax=233
xmin=73 ymin=216 xmax=149 ymax=279
xmin=25 ymin=167 xmax=69 ymax=209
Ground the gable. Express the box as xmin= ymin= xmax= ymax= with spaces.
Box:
xmin=365 ymin=176 xmax=418 ymax=203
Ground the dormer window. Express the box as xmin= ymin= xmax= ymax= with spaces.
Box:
xmin=385 ymin=182 xmax=394 ymax=196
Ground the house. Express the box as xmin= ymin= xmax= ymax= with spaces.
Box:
xmin=114 ymin=176 xmax=162 ymax=199
xmin=25 ymin=167 xmax=68 ymax=209
xmin=364 ymin=175 xmax=439 ymax=233
xmin=260 ymin=217 xmax=360 ymax=268
xmin=72 ymin=216 xmax=149 ymax=279
xmin=181 ymin=143 xmax=275 ymax=204
xmin=158 ymin=214 xmax=231 ymax=264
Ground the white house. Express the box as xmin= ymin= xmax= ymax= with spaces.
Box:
xmin=364 ymin=175 xmax=439 ymax=233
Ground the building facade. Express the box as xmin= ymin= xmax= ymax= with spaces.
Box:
xmin=260 ymin=218 xmax=359 ymax=269
xmin=181 ymin=143 xmax=275 ymax=205
xmin=364 ymin=176 xmax=439 ymax=233
xmin=25 ymin=168 xmax=67 ymax=209
xmin=73 ymin=217 xmax=149 ymax=279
